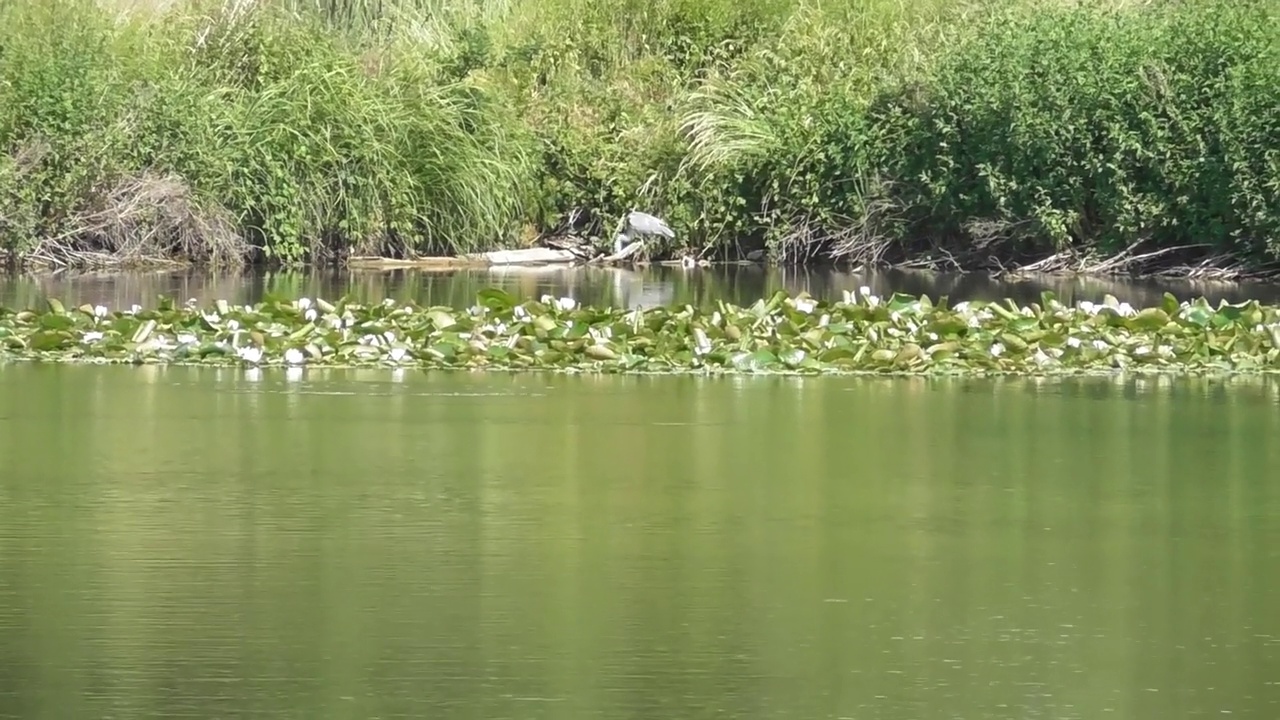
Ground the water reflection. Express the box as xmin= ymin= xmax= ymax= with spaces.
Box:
xmin=2 ymin=367 xmax=1279 ymax=719
xmin=4 ymin=264 xmax=1280 ymax=310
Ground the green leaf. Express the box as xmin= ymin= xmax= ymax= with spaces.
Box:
xmin=476 ymin=288 xmax=516 ymax=312
xmin=29 ymin=331 xmax=71 ymax=350
xmin=1130 ymin=308 xmax=1170 ymax=330
xmin=39 ymin=314 xmax=75 ymax=330
xmin=426 ymin=310 xmax=457 ymax=330
xmin=132 ymin=320 xmax=157 ymax=343
xmin=730 ymin=350 xmax=779 ymax=371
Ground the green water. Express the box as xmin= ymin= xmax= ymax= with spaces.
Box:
xmin=2 ymin=365 xmax=1280 ymax=719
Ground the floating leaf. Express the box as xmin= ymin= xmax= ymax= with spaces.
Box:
xmin=28 ymin=331 xmax=70 ymax=351
xmin=1130 ymin=308 xmax=1170 ymax=330
xmin=584 ymin=345 xmax=618 ymax=361
xmin=0 ymin=291 xmax=1277 ymax=376
xmin=426 ymin=310 xmax=457 ymax=330
xmin=132 ymin=320 xmax=157 ymax=344
xmin=476 ymin=289 xmax=516 ymax=312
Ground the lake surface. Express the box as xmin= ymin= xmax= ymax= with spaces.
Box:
xmin=4 ymin=264 xmax=1280 ymax=312
xmin=2 ymin=364 xmax=1279 ymax=719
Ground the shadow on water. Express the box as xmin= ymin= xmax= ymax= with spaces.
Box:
xmin=4 ymin=264 xmax=1280 ymax=309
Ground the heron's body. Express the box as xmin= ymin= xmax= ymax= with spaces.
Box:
xmin=613 ymin=210 xmax=675 ymax=254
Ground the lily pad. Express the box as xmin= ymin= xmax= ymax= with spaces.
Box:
xmin=0 ymin=290 xmax=1278 ymax=377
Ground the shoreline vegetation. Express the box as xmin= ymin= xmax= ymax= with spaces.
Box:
xmin=1 ymin=0 xmax=1277 ymax=279
xmin=5 ymin=289 xmax=1280 ymax=375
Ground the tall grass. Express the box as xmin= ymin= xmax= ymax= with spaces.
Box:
xmin=1 ymin=0 xmax=1277 ymax=272
xmin=0 ymin=0 xmax=535 ymax=267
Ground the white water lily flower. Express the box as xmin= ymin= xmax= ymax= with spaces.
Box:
xmin=389 ymin=347 xmax=407 ymax=363
xmin=1092 ymin=339 xmax=1110 ymax=351
xmin=1134 ymin=345 xmax=1151 ymax=356
xmin=359 ymin=334 xmax=378 ymax=346
xmin=1158 ymin=345 xmax=1175 ymax=359
xmin=890 ymin=310 xmax=901 ymax=323
xmin=382 ymin=298 xmax=396 ymax=308
xmin=794 ymin=297 xmax=816 ymax=314
xmin=556 ymin=296 xmax=577 ymax=312
xmin=202 ymin=311 xmax=220 ymax=324
xmin=692 ymin=327 xmax=712 ymax=355
xmin=818 ymin=313 xmax=830 ymax=328
xmin=129 ymin=304 xmax=142 ymax=315
xmin=1033 ymin=348 xmax=1052 ymax=365
xmin=93 ymin=305 xmax=108 ymax=318
xmin=1079 ymin=301 xmax=1098 ymax=315
xmin=297 ymin=297 xmax=312 ymax=310
xmin=226 ymin=319 xmax=240 ymax=331
xmin=927 ymin=332 xmax=938 ymax=342
xmin=383 ymin=330 xmax=396 ymax=343
xmin=953 ymin=301 xmax=971 ymax=313
xmin=866 ymin=295 xmax=880 ymax=308
xmin=237 ymin=346 xmax=263 ymax=364
xmin=513 ymin=305 xmax=529 ymax=321
xmin=1117 ymin=302 xmax=1135 ymax=317
xmin=82 ymin=331 xmax=104 ymax=343
xmin=967 ymin=315 xmax=982 ymax=328
xmin=859 ymin=286 xmax=872 ymax=297
xmin=304 ymin=308 xmax=318 ymax=322
xmin=177 ymin=333 xmax=197 ymax=345
xmin=284 ymin=348 xmax=305 ymax=365
xmin=990 ymin=342 xmax=1005 ymax=357
xmin=1066 ymin=336 xmax=1082 ymax=348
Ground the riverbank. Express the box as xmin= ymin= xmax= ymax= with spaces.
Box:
xmin=1 ymin=0 xmax=1277 ymax=277
xmin=4 ymin=289 xmax=1280 ymax=376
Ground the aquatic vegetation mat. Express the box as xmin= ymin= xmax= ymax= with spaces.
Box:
xmin=4 ymin=290 xmax=1280 ymax=375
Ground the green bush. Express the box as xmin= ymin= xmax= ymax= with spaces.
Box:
xmin=0 ymin=0 xmax=535 ymax=267
xmin=1 ymin=0 xmax=1277 ymax=272
xmin=873 ymin=0 xmax=1280 ymax=263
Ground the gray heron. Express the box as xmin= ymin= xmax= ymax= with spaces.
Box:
xmin=613 ymin=210 xmax=675 ymax=254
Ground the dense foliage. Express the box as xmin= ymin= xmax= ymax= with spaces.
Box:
xmin=0 ymin=0 xmax=1276 ymax=271
xmin=6 ymin=289 xmax=1280 ymax=375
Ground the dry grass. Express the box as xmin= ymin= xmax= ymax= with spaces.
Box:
xmin=23 ymin=172 xmax=247 ymax=271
